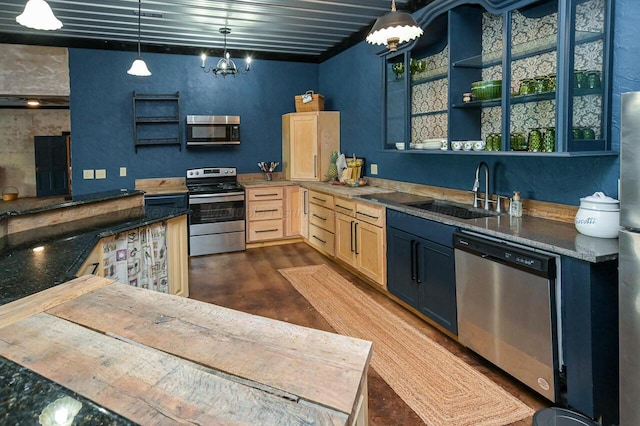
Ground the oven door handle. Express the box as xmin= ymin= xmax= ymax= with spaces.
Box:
xmin=189 ymin=193 xmax=245 ymax=204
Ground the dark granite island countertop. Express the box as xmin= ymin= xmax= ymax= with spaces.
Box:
xmin=0 ymin=205 xmax=189 ymax=306
xmin=0 ymin=189 xmax=144 ymax=219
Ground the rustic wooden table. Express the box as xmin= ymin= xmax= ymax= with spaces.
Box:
xmin=0 ymin=275 xmax=372 ymax=425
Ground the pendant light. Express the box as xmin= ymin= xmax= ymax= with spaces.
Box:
xmin=127 ymin=0 xmax=151 ymax=77
xmin=16 ymin=0 xmax=62 ymax=30
xmin=366 ymin=0 xmax=423 ymax=52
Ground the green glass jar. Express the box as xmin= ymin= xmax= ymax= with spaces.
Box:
xmin=582 ymin=127 xmax=596 ymax=140
xmin=528 ymin=129 xmax=542 ymax=152
xmin=572 ymin=127 xmax=583 ymax=140
xmin=574 ymin=70 xmax=587 ymax=89
xmin=510 ymin=132 xmax=527 ymax=151
xmin=492 ymin=133 xmax=502 ymax=151
xmin=542 ymin=127 xmax=556 ymax=152
xmin=534 ymin=76 xmax=549 ymax=93
xmin=519 ymin=79 xmax=535 ymax=96
xmin=485 ymin=134 xmax=494 ymax=151
xmin=586 ymin=71 xmax=601 ymax=89
xmin=547 ymin=73 xmax=557 ymax=92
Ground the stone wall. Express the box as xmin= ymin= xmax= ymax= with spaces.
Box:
xmin=0 ymin=109 xmax=70 ymax=198
xmin=0 ymin=44 xmax=69 ymax=96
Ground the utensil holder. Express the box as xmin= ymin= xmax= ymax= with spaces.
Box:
xmin=264 ymin=172 xmax=272 ymax=181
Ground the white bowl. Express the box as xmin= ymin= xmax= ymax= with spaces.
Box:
xmin=395 ymin=142 xmax=405 ymax=150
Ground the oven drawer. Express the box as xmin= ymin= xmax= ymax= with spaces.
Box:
xmin=247 ymin=187 xmax=284 ymax=202
xmin=309 ymin=190 xmax=334 ymax=209
xmin=248 ymin=219 xmax=284 ymax=241
xmin=247 ymin=199 xmax=283 ymax=221
xmin=308 ymin=223 xmax=335 ymax=256
xmin=309 ymin=203 xmax=335 ymax=232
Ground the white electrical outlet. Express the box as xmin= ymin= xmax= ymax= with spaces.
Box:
xmin=370 ymin=164 xmax=378 ymax=175
xmin=83 ymin=169 xmax=94 ymax=179
xmin=95 ymin=169 xmax=106 ymax=179
xmin=120 ymin=167 xmax=127 ymax=177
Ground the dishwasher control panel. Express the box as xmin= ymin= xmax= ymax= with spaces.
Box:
xmin=453 ymin=232 xmax=556 ymax=278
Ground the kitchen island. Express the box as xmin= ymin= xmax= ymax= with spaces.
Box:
xmin=0 ymin=275 xmax=371 ymax=425
xmin=0 ymin=190 xmax=189 ymax=305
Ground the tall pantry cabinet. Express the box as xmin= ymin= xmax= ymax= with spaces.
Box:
xmin=282 ymin=112 xmax=340 ymax=181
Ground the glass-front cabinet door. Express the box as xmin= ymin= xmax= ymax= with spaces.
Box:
xmin=508 ymin=2 xmax=559 ymax=153
xmin=569 ymin=0 xmax=607 ymax=151
xmin=385 ymin=53 xmax=408 ymax=150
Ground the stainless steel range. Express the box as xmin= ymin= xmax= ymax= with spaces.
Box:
xmin=186 ymin=167 xmax=245 ymax=256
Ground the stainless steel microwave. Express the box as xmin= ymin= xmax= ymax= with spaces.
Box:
xmin=186 ymin=115 xmax=240 ymax=146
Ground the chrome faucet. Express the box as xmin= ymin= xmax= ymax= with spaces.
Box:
xmin=472 ymin=161 xmax=491 ymax=210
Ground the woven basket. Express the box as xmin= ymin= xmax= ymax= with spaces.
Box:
xmin=295 ymin=90 xmax=325 ymax=112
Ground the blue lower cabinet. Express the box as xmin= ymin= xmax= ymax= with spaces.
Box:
xmin=386 ymin=210 xmax=458 ymax=335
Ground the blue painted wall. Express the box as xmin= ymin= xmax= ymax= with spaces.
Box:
xmin=69 ymin=48 xmax=318 ymax=194
xmin=69 ymin=0 xmax=639 ymax=205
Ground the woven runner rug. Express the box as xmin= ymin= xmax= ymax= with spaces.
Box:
xmin=279 ymin=264 xmax=534 ymax=426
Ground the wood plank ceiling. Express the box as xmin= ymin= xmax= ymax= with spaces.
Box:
xmin=0 ymin=0 xmax=431 ymax=63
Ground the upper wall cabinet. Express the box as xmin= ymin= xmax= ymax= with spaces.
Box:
xmin=382 ymin=0 xmax=614 ymax=157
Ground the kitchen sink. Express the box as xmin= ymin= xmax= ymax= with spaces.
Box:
xmin=403 ymin=200 xmax=500 ymax=219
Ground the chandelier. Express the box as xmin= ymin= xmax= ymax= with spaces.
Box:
xmin=366 ymin=0 xmax=423 ymax=52
xmin=201 ymin=27 xmax=251 ymax=77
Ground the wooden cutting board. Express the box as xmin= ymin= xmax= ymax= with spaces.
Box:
xmin=0 ymin=276 xmax=372 ymax=425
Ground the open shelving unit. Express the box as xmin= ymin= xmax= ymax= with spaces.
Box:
xmin=132 ymin=91 xmax=181 ymax=153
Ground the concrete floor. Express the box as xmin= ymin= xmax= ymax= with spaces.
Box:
xmin=188 ymin=242 xmax=549 ymax=425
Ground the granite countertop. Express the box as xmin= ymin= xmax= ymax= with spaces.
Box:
xmin=0 ymin=205 xmax=188 ymax=306
xmin=299 ymin=182 xmax=618 ymax=263
xmin=0 ymin=189 xmax=144 ymax=220
xmin=0 ymin=356 xmax=134 ymax=425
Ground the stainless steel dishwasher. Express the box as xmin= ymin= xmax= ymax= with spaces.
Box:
xmin=453 ymin=231 xmax=561 ymax=402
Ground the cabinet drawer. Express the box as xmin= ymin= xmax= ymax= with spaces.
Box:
xmin=309 ymin=203 xmax=335 ymax=232
xmin=247 ymin=200 xmax=283 ymax=221
xmin=309 ymin=190 xmax=334 ymax=208
xmin=308 ymin=223 xmax=335 ymax=256
xmin=248 ymin=219 xmax=284 ymax=241
xmin=356 ymin=202 xmax=385 ymax=227
xmin=247 ymin=187 xmax=284 ymax=201
xmin=334 ymin=198 xmax=356 ymax=217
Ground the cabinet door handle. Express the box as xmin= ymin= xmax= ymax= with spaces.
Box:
xmin=354 ymin=222 xmax=359 ymax=255
xmin=358 ymin=211 xmax=379 ymax=220
xmin=255 ymin=209 xmax=278 ymax=213
xmin=254 ymin=193 xmax=279 ymax=197
xmin=312 ymin=213 xmax=327 ymax=221
xmin=312 ymin=196 xmax=326 ymax=203
xmin=313 ymin=154 xmax=317 ymax=178
xmin=256 ymin=228 xmax=279 ymax=233
xmin=303 ymin=191 xmax=308 ymax=215
xmin=336 ymin=204 xmax=354 ymax=212
xmin=350 ymin=221 xmax=355 ymax=252
xmin=410 ymin=240 xmax=416 ymax=281
xmin=415 ymin=241 xmax=421 ymax=284
xmin=312 ymin=235 xmax=326 ymax=244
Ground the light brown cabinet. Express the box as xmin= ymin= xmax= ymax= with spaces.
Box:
xmin=282 ymin=112 xmax=340 ymax=181
xmin=335 ymin=198 xmax=386 ymax=288
xmin=246 ymin=187 xmax=285 ymax=242
xmin=167 ymin=215 xmax=189 ymax=297
xmin=285 ymin=186 xmax=309 ymax=238
xmin=307 ymin=190 xmax=335 ymax=256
